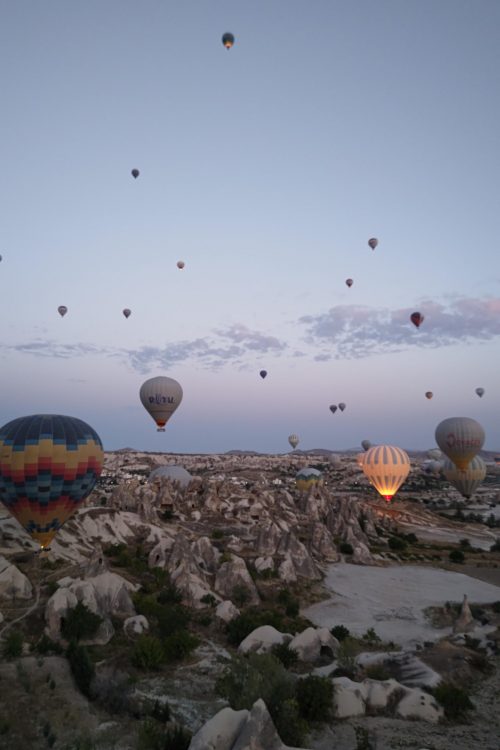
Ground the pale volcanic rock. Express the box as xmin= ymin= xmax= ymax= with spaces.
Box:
xmin=215 ymin=600 xmax=240 ymax=623
xmin=396 ymin=688 xmax=443 ymax=723
xmin=288 ymin=627 xmax=339 ymax=663
xmin=361 ymin=678 xmax=405 ymax=710
xmin=214 ymin=555 xmax=260 ymax=605
xmin=453 ymin=594 xmax=476 ymax=633
xmin=276 ymin=533 xmax=321 ymax=580
xmin=188 ymin=706 xmax=249 ymax=750
xmin=85 ymin=572 xmax=137 ymax=617
xmin=0 ymin=555 xmax=33 ymax=600
xmin=148 ymin=536 xmax=176 ymax=568
xmin=191 ymin=536 xmax=221 ymax=573
xmin=124 ymin=614 xmax=149 ymax=637
xmin=278 ymin=555 xmax=297 ymax=583
xmin=231 ymin=698 xmax=311 ymax=750
xmin=238 ymin=625 xmax=292 ymax=655
xmin=254 ymin=556 xmax=274 ymax=573
xmin=170 ymin=560 xmax=218 ymax=609
xmin=332 ymin=676 xmax=367 ymax=718
xmin=309 ymin=523 xmax=338 ymax=562
xmin=45 ymin=587 xmax=78 ymax=640
xmin=254 ymin=522 xmax=283 ymax=556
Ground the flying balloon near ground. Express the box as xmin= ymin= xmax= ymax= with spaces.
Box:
xmin=131 ymin=169 xmax=140 ymax=179
xmin=368 ymin=238 xmax=378 ymax=250
xmin=122 ymin=308 xmax=131 ymax=319
xmin=260 ymin=370 xmax=267 ymax=379
xmin=222 ymin=32 xmax=235 ymax=49
xmin=360 ymin=445 xmax=410 ymax=502
xmin=288 ymin=434 xmax=299 ymax=450
xmin=0 ymin=414 xmax=103 ymax=549
xmin=410 ymin=312 xmax=424 ymax=328
xmin=443 ymin=455 xmax=486 ymax=500
xmin=58 ymin=306 xmax=68 ymax=317
xmin=140 ymin=376 xmax=183 ymax=432
xmin=475 ymin=388 xmax=485 ymax=398
xmin=435 ymin=417 xmax=485 ymax=471
xmin=425 ymin=392 xmax=433 ymax=400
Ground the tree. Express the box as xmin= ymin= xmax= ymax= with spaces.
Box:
xmin=61 ymin=602 xmax=102 ymax=642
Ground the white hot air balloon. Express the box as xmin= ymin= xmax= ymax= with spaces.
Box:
xmin=140 ymin=376 xmax=183 ymax=432
xmin=443 ymin=455 xmax=486 ymax=499
xmin=360 ymin=445 xmax=410 ymax=502
xmin=288 ymin=434 xmax=299 ymax=450
xmin=435 ymin=417 xmax=485 ymax=472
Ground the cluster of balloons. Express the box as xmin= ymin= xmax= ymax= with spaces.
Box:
xmin=425 ymin=388 xmax=485 ymax=400
xmin=329 ymin=403 xmax=346 ymax=414
xmin=57 ymin=306 xmax=133 ymax=319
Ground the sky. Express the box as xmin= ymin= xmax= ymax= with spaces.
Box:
xmin=1 ymin=0 xmax=499 ymax=453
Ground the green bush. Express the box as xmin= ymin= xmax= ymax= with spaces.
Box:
xmin=231 ymin=585 xmax=251 ymax=607
xmin=211 ymin=529 xmax=224 ymax=540
xmin=67 ymin=642 xmax=95 ymax=697
xmin=330 ymin=625 xmax=350 ymax=641
xmin=362 ymin=628 xmax=381 ymax=644
xmin=271 ymin=698 xmax=308 ymax=747
xmin=432 ymin=682 xmax=474 ymax=720
xmin=157 ymin=583 xmax=183 ymax=605
xmin=132 ymin=635 xmax=164 ymax=671
xmin=163 ymin=631 xmax=199 ymax=663
xmin=364 ymin=664 xmax=390 ymax=681
xmin=2 ymin=630 xmax=23 ymax=658
xmin=35 ymin=634 xmax=63 ymax=655
xmin=163 ymin=726 xmax=192 ymax=750
xmin=339 ymin=542 xmax=354 ymax=555
xmin=200 ymin=593 xmax=217 ymax=607
xmin=156 ymin=604 xmax=190 ymax=638
xmin=271 ymin=642 xmax=299 ymax=669
xmin=295 ymin=675 xmax=333 ymax=722
xmin=449 ymin=549 xmax=465 ymax=564
xmin=216 ymin=653 xmax=294 ymax=712
xmin=137 ymin=720 xmax=191 ymax=750
xmin=61 ymin=602 xmax=102 ymax=642
xmin=388 ymin=536 xmax=407 ymax=552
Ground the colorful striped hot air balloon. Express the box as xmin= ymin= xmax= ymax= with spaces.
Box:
xmin=295 ymin=467 xmax=322 ymax=492
xmin=360 ymin=445 xmax=410 ymax=502
xmin=0 ymin=414 xmax=103 ymax=549
xmin=443 ymin=455 xmax=486 ymax=500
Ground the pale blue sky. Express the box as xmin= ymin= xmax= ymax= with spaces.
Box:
xmin=1 ymin=1 xmax=499 ymax=452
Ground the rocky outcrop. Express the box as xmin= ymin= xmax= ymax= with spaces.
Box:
xmin=238 ymin=626 xmax=292 ymax=655
xmin=288 ymin=627 xmax=339 ymax=663
xmin=453 ymin=594 xmax=476 ymax=633
xmin=0 ymin=556 xmax=33 ymax=600
xmin=124 ymin=614 xmax=149 ymax=637
xmin=215 ymin=600 xmax=240 ymax=623
xmin=214 ymin=555 xmax=260 ymax=605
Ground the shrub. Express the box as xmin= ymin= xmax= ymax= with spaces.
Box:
xmin=339 ymin=542 xmax=354 ymax=555
xmin=216 ymin=653 xmax=294 ymax=712
xmin=432 ymin=682 xmax=474 ymax=720
xmin=35 ymin=634 xmax=63 ymax=656
xmin=225 ymin=609 xmax=284 ymax=646
xmin=364 ymin=664 xmax=391 ymax=681
xmin=61 ymin=602 xmax=102 ymax=642
xmin=132 ymin=635 xmax=164 ymax=671
xmin=90 ymin=667 xmax=133 ymax=713
xmin=163 ymin=725 xmax=191 ymax=750
xmin=211 ymin=529 xmax=224 ymax=540
xmin=362 ymin=628 xmax=381 ymax=644
xmin=295 ymin=675 xmax=333 ymax=722
xmin=2 ymin=630 xmax=23 ymax=658
xmin=404 ymin=532 xmax=418 ymax=544
xmin=388 ymin=536 xmax=407 ymax=552
xmin=449 ymin=549 xmax=465 ymax=564
xmin=490 ymin=539 xmax=500 ymax=552
xmin=67 ymin=642 xmax=95 ymax=697
xmin=156 ymin=604 xmax=190 ymax=638
xmin=271 ymin=642 xmax=299 ymax=669
xmin=163 ymin=631 xmax=199 ymax=663
xmin=231 ymin=585 xmax=251 ymax=607
xmin=271 ymin=698 xmax=308 ymax=747
xmin=330 ymin=625 xmax=350 ymax=641
xmin=459 ymin=538 xmax=471 ymax=549
xmin=491 ymin=601 xmax=500 ymax=613
xmin=157 ymin=583 xmax=183 ymax=605
xmin=200 ymin=593 xmax=217 ymax=607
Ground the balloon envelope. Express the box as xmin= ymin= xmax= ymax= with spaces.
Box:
xmin=140 ymin=376 xmax=183 ymax=432
xmin=361 ymin=440 xmax=371 ymax=452
xmin=329 ymin=453 xmax=341 ymax=468
xmin=425 ymin=391 xmax=433 ymax=400
xmin=329 ymin=405 xmax=337 ymax=414
xmin=368 ymin=238 xmax=378 ymax=250
xmin=259 ymin=370 xmax=267 ymax=379
xmin=122 ymin=308 xmax=131 ymax=319
xmin=58 ymin=305 xmax=68 ymax=317
xmin=177 ymin=261 xmax=185 ymax=269
xmin=475 ymin=388 xmax=485 ymax=398
xmin=338 ymin=403 xmax=346 ymax=412
xmin=0 ymin=414 xmax=103 ymax=548
xmin=443 ymin=455 xmax=486 ymax=499
xmin=410 ymin=312 xmax=424 ymax=328
xmin=435 ymin=417 xmax=485 ymax=471
xmin=222 ymin=32 xmax=235 ymax=49
xmin=148 ymin=465 xmax=192 ymax=488
xmin=295 ymin=467 xmax=322 ymax=492
xmin=345 ymin=278 xmax=353 ymax=288
xmin=288 ymin=434 xmax=299 ymax=450
xmin=131 ymin=169 xmax=139 ymax=178
xmin=360 ymin=445 xmax=410 ymax=502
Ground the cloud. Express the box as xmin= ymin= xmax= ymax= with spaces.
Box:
xmin=5 ymin=340 xmax=105 ymax=359
xmin=215 ymin=324 xmax=287 ymax=352
xmin=299 ymin=297 xmax=500 ymax=359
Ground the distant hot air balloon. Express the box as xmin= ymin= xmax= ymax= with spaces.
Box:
xmin=338 ymin=403 xmax=346 ymax=412
xmin=58 ymin=305 xmax=68 ymax=317
xmin=435 ymin=417 xmax=485 ymax=471
xmin=421 ymin=459 xmax=443 ymax=477
xmin=140 ymin=376 xmax=183 ymax=432
xmin=346 ymin=278 xmax=353 ymax=288
xmin=360 ymin=445 xmax=410 ymax=502
xmin=0 ymin=255 xmax=2 ymax=262
xmin=329 ymin=453 xmax=341 ymax=468
xmin=260 ymin=370 xmax=267 ymax=379
xmin=475 ymin=388 xmax=485 ymax=398
xmin=329 ymin=405 xmax=337 ymax=414
xmin=368 ymin=238 xmax=378 ymax=250
xmin=425 ymin=391 xmax=433 ymax=400
xmin=295 ymin=467 xmax=322 ymax=492
xmin=222 ymin=32 xmax=235 ymax=49
xmin=177 ymin=261 xmax=185 ymax=269
xmin=427 ymin=448 xmax=442 ymax=460
xmin=443 ymin=455 xmax=486 ymax=499
xmin=288 ymin=434 xmax=299 ymax=450
xmin=122 ymin=308 xmax=131 ymax=319
xmin=0 ymin=414 xmax=103 ymax=549
xmin=131 ymin=169 xmax=140 ymax=179
xmin=361 ymin=440 xmax=371 ymax=452
xmin=410 ymin=312 xmax=424 ymax=329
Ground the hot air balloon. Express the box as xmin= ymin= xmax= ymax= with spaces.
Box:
xmin=122 ymin=308 xmax=131 ymax=319
xmin=361 ymin=440 xmax=371 ymax=452
xmin=410 ymin=312 xmax=424 ymax=328
xmin=140 ymin=376 xmax=183 ymax=432
xmin=0 ymin=255 xmax=2 ymax=262
xmin=368 ymin=238 xmax=378 ymax=250
xmin=443 ymin=455 xmax=486 ymax=499
xmin=338 ymin=403 xmax=346 ymax=412
xmin=131 ymin=169 xmax=140 ymax=179
xmin=58 ymin=306 xmax=68 ymax=317
xmin=425 ymin=391 xmax=433 ymax=400
xmin=260 ymin=370 xmax=267 ymax=379
xmin=360 ymin=445 xmax=410 ymax=502
xmin=346 ymin=278 xmax=353 ymax=288
xmin=435 ymin=417 xmax=485 ymax=471
xmin=329 ymin=453 xmax=341 ymax=468
xmin=427 ymin=448 xmax=442 ymax=460
xmin=288 ymin=434 xmax=299 ymax=450
xmin=222 ymin=32 xmax=235 ymax=49
xmin=421 ymin=459 xmax=443 ymax=477
xmin=0 ymin=414 xmax=103 ymax=549
xmin=329 ymin=405 xmax=337 ymax=414
xmin=475 ymin=388 xmax=485 ymax=398
xmin=177 ymin=261 xmax=185 ymax=269
xmin=148 ymin=465 xmax=192 ymax=489
xmin=295 ymin=467 xmax=322 ymax=492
